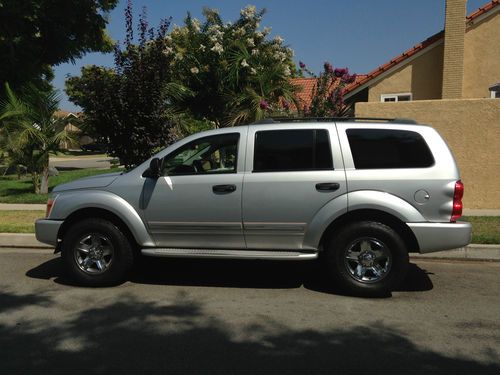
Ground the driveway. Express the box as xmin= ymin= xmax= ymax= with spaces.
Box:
xmin=0 ymin=249 xmax=499 ymax=374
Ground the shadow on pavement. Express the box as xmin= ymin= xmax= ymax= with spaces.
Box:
xmin=0 ymin=288 xmax=497 ymax=374
xmin=26 ymin=256 xmax=433 ymax=295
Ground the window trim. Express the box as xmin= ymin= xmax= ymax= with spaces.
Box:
xmin=162 ymin=133 xmax=240 ymax=176
xmin=380 ymin=93 xmax=413 ymax=102
xmin=252 ymin=128 xmax=334 ymax=173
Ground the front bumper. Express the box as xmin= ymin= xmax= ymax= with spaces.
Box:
xmin=35 ymin=219 xmax=63 ymax=247
xmin=407 ymin=221 xmax=472 ymax=254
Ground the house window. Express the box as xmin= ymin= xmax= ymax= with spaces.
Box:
xmin=381 ymin=93 xmax=412 ymax=102
xmin=489 ymin=83 xmax=499 ymax=98
xmin=491 ymin=91 xmax=500 ymax=99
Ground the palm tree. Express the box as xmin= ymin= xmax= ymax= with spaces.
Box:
xmin=224 ymin=44 xmax=299 ymax=126
xmin=0 ymin=83 xmax=76 ymax=194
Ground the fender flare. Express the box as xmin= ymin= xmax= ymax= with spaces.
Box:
xmin=303 ymin=190 xmax=425 ymax=250
xmin=50 ymin=190 xmax=155 ymax=247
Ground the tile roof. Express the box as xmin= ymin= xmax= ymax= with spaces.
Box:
xmin=344 ymin=0 xmax=499 ymax=96
xmin=291 ymin=75 xmax=367 ymax=110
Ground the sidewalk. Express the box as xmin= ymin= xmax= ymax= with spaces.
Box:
xmin=1 ymin=204 xmax=499 ymax=215
xmin=0 ymin=233 xmax=498 ymax=261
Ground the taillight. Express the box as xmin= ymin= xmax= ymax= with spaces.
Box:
xmin=46 ymin=198 xmax=54 ymax=218
xmin=451 ymin=180 xmax=464 ymax=222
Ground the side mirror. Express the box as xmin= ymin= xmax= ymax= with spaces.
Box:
xmin=142 ymin=157 xmax=161 ymax=178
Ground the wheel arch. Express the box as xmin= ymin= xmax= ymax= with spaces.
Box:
xmin=318 ymin=209 xmax=420 ymax=253
xmin=55 ymin=207 xmax=147 ymax=254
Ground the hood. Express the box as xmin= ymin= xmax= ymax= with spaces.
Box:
xmin=52 ymin=172 xmax=122 ymax=193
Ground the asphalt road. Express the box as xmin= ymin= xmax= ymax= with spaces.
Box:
xmin=1 ymin=248 xmax=499 ymax=375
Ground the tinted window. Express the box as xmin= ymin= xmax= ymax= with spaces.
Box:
xmin=162 ymin=133 xmax=239 ymax=175
xmin=346 ymin=129 xmax=434 ymax=169
xmin=254 ymin=129 xmax=333 ymax=172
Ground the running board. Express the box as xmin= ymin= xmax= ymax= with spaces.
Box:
xmin=141 ymin=248 xmax=318 ymax=260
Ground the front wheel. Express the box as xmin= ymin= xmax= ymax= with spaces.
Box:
xmin=325 ymin=221 xmax=409 ymax=297
xmin=61 ymin=218 xmax=134 ymax=286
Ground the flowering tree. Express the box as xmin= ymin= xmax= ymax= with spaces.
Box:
xmin=299 ymin=61 xmax=357 ymax=117
xmin=167 ymin=6 xmax=298 ymax=126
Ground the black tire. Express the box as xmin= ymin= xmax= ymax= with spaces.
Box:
xmin=61 ymin=218 xmax=134 ymax=286
xmin=325 ymin=221 xmax=409 ymax=297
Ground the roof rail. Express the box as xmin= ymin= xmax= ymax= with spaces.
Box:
xmin=251 ymin=117 xmax=418 ymax=124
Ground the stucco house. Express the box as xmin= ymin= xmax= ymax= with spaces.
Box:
xmin=344 ymin=0 xmax=499 ymax=103
xmin=292 ymin=0 xmax=499 ymax=108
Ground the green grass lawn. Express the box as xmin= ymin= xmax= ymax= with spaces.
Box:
xmin=0 ymin=168 xmax=122 ymax=204
xmin=462 ymin=216 xmax=500 ymax=245
xmin=0 ymin=210 xmax=45 ymax=233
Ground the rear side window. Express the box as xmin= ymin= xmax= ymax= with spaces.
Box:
xmin=254 ymin=129 xmax=333 ymax=172
xmin=346 ymin=129 xmax=434 ymax=169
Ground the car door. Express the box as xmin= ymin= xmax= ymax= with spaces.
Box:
xmin=143 ymin=129 xmax=247 ymax=249
xmin=242 ymin=125 xmax=347 ymax=250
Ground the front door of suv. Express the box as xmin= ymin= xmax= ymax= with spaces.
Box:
xmin=143 ymin=129 xmax=247 ymax=249
xmin=242 ymin=126 xmax=347 ymax=250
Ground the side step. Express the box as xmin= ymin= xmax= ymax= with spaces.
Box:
xmin=141 ymin=248 xmax=318 ymax=260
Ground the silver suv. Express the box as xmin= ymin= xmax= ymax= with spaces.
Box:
xmin=35 ymin=118 xmax=472 ymax=296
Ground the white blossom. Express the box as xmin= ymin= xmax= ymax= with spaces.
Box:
xmin=241 ymin=59 xmax=249 ymax=68
xmin=246 ymin=37 xmax=255 ymax=47
xmin=164 ymin=35 xmax=172 ymax=43
xmin=240 ymin=5 xmax=256 ymax=19
xmin=211 ymin=42 xmax=224 ymax=54
xmin=274 ymin=35 xmax=284 ymax=44
xmin=162 ymin=46 xmax=174 ymax=56
xmin=174 ymin=52 xmax=184 ymax=61
xmin=283 ymin=66 xmax=291 ymax=76
xmin=190 ymin=67 xmax=200 ymax=74
xmin=263 ymin=26 xmax=271 ymax=35
xmin=250 ymin=67 xmax=257 ymax=75
xmin=199 ymin=44 xmax=206 ymax=51
xmin=251 ymin=49 xmax=259 ymax=56
xmin=191 ymin=18 xmax=201 ymax=32
xmin=255 ymin=31 xmax=263 ymax=39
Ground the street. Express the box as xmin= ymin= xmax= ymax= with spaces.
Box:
xmin=0 ymin=248 xmax=499 ymax=374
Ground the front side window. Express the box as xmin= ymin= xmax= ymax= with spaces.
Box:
xmin=162 ymin=133 xmax=239 ymax=176
xmin=346 ymin=129 xmax=434 ymax=169
xmin=253 ymin=129 xmax=333 ymax=172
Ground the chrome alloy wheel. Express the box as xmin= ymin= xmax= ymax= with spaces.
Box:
xmin=344 ymin=237 xmax=392 ymax=283
xmin=74 ymin=233 xmax=114 ymax=274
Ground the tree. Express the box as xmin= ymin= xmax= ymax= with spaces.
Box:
xmin=0 ymin=0 xmax=118 ymax=95
xmin=0 ymin=84 xmax=75 ymax=193
xmin=299 ymin=61 xmax=357 ymax=117
xmin=168 ymin=6 xmax=298 ymax=126
xmin=66 ymin=3 xmax=178 ymax=168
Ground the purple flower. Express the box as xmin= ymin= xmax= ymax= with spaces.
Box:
xmin=324 ymin=62 xmax=333 ymax=73
xmin=299 ymin=61 xmax=306 ymax=69
xmin=282 ymin=99 xmax=290 ymax=110
xmin=259 ymin=99 xmax=269 ymax=110
xmin=334 ymin=67 xmax=348 ymax=78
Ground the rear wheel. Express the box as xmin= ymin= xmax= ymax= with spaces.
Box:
xmin=61 ymin=218 xmax=134 ymax=286
xmin=325 ymin=221 xmax=409 ymax=297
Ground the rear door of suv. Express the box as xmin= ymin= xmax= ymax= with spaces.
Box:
xmin=242 ymin=124 xmax=347 ymax=250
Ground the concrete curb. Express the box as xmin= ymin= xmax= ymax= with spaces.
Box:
xmin=0 ymin=233 xmax=499 ymax=261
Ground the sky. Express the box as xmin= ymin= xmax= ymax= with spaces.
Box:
xmin=54 ymin=0 xmax=487 ymax=111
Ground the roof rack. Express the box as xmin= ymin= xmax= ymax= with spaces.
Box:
xmin=251 ymin=117 xmax=418 ymax=125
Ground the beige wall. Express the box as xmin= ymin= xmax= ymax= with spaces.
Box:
xmin=368 ymin=43 xmax=444 ymax=102
xmin=355 ymin=99 xmax=500 ymax=209
xmin=463 ymin=13 xmax=500 ymax=98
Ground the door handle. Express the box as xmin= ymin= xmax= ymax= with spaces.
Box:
xmin=213 ymin=184 xmax=237 ymax=194
xmin=316 ymin=182 xmax=340 ymax=192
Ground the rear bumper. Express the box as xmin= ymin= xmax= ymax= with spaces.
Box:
xmin=407 ymin=221 xmax=472 ymax=254
xmin=35 ymin=219 xmax=63 ymax=247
